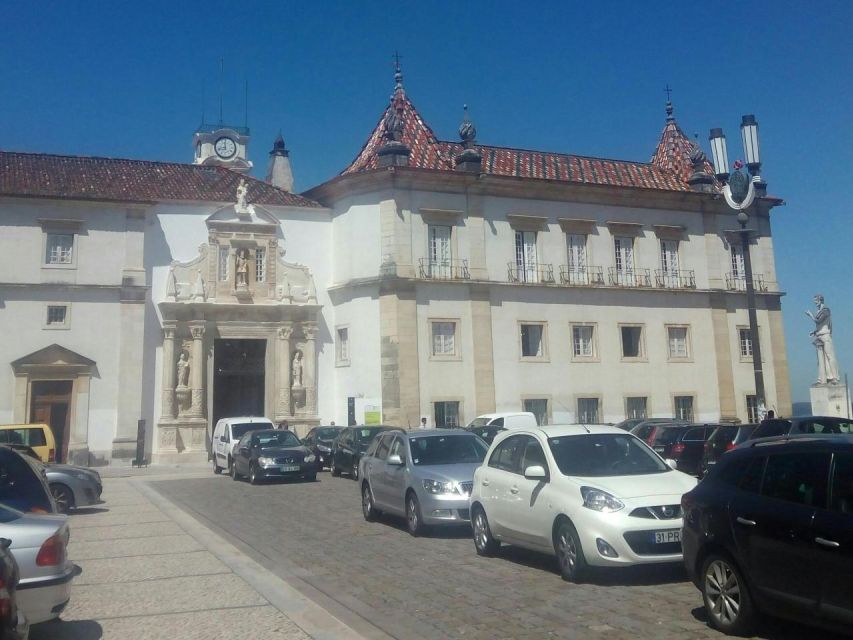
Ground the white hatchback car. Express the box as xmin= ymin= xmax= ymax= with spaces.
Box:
xmin=469 ymin=425 xmax=697 ymax=582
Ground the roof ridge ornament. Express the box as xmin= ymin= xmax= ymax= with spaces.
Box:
xmin=455 ymin=104 xmax=482 ymax=172
xmin=665 ymin=84 xmax=675 ymax=122
xmin=393 ymin=51 xmax=404 ymax=95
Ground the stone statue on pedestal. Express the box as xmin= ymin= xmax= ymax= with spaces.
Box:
xmin=291 ymin=350 xmax=303 ymax=388
xmin=176 ymin=351 xmax=190 ymax=388
xmin=806 ymin=294 xmax=840 ymax=384
xmin=235 ymin=249 xmax=249 ymax=288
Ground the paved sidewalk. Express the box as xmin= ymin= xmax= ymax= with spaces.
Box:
xmin=30 ymin=468 xmax=366 ymax=640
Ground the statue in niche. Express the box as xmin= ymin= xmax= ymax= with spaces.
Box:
xmin=235 ymin=249 xmax=249 ymax=288
xmin=806 ymin=294 xmax=840 ymax=384
xmin=176 ymin=351 xmax=190 ymax=388
xmin=291 ymin=350 xmax=304 ymax=388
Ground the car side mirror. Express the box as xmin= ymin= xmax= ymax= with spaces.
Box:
xmin=666 ymin=458 xmax=678 ymax=471
xmin=220 ymin=435 xmax=228 ymax=443
xmin=524 ymin=465 xmax=547 ymax=480
xmin=387 ymin=454 xmax=405 ymax=466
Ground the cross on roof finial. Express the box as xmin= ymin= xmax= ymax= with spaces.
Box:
xmin=392 ymin=51 xmax=403 ymax=92
xmin=665 ymin=84 xmax=672 ymax=101
xmin=664 ymin=84 xmax=675 ymax=122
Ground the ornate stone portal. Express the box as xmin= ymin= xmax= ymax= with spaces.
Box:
xmin=155 ymin=193 xmax=321 ymax=463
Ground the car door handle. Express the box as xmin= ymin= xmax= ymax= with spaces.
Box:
xmin=481 ymin=480 xmax=490 ymax=487
xmin=510 ymin=486 xmax=519 ymax=495
xmin=736 ymin=517 xmax=757 ymax=527
xmin=815 ymin=537 xmax=840 ymax=549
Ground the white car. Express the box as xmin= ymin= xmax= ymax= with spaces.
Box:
xmin=211 ymin=416 xmax=275 ymax=475
xmin=469 ymin=424 xmax=697 ymax=582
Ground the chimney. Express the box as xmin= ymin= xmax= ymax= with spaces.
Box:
xmin=266 ymin=132 xmax=294 ymax=192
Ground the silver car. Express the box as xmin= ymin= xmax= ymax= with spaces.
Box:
xmin=359 ymin=429 xmax=488 ymax=535
xmin=0 ymin=503 xmax=75 ymax=625
xmin=45 ymin=464 xmax=103 ymax=514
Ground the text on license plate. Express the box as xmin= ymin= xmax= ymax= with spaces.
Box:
xmin=652 ymin=530 xmax=681 ymax=544
xmin=280 ymin=465 xmax=300 ymax=472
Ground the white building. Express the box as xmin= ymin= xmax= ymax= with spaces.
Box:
xmin=0 ymin=74 xmax=791 ymax=466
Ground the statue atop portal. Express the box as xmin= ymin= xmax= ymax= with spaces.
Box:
xmin=234 ymin=178 xmax=255 ymax=217
xmin=806 ymin=294 xmax=840 ymax=384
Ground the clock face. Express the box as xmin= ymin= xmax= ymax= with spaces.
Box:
xmin=214 ymin=137 xmax=237 ymax=159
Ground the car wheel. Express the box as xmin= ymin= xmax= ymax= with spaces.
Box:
xmin=331 ymin=462 xmax=341 ymax=477
xmin=554 ymin=519 xmax=588 ymax=583
xmin=351 ymin=462 xmax=360 ymax=481
xmin=50 ymin=483 xmax=74 ymax=514
xmin=471 ymin=506 xmax=500 ymax=556
xmin=702 ymin=554 xmax=755 ymax=635
xmin=305 ymin=473 xmax=317 ymax=482
xmin=231 ymin=462 xmax=240 ymax=481
xmin=212 ymin=455 xmax=222 ymax=475
xmin=362 ymin=482 xmax=379 ymax=522
xmin=249 ymin=463 xmax=260 ymax=485
xmin=406 ymin=492 xmax=424 ymax=536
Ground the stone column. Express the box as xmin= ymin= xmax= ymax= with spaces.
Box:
xmin=276 ymin=324 xmax=293 ymax=419
xmin=304 ymin=323 xmax=318 ymax=415
xmin=161 ymin=322 xmax=177 ymax=420
xmin=188 ymin=322 xmax=206 ymax=418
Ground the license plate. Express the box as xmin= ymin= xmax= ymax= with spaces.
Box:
xmin=280 ymin=465 xmax=300 ymax=472
xmin=652 ymin=530 xmax=681 ymax=544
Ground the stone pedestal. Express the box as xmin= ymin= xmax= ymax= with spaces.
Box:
xmin=153 ymin=418 xmax=208 ymax=464
xmin=810 ymin=383 xmax=850 ymax=418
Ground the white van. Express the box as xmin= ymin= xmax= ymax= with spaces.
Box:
xmin=466 ymin=412 xmax=538 ymax=430
xmin=211 ymin=416 xmax=275 ymax=474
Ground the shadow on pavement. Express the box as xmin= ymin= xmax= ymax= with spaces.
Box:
xmin=70 ymin=507 xmax=109 ymax=516
xmin=691 ymin=607 xmax=851 ymax=640
xmin=30 ymin=620 xmax=103 ymax=639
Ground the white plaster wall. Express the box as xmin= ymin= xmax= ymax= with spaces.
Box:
xmin=331 ymin=198 xmax=382 ymax=283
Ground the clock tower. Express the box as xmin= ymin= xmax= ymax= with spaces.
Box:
xmin=192 ymin=123 xmax=253 ymax=173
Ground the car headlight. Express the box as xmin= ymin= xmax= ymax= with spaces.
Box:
xmin=580 ymin=486 xmax=625 ymax=513
xmin=258 ymin=457 xmax=276 ymax=466
xmin=304 ymin=454 xmax=316 ymax=463
xmin=317 ymin=445 xmax=331 ymax=453
xmin=73 ymin=472 xmax=92 ymax=481
xmin=422 ymin=479 xmax=459 ymax=495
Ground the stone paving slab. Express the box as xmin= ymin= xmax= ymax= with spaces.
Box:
xmin=69 ymin=533 xmax=203 ymax=560
xmin=71 ymin=520 xmax=184 ymax=542
xmin=72 ymin=550 xmax=228 ymax=585
xmin=68 ymin=509 xmax=170 ymax=529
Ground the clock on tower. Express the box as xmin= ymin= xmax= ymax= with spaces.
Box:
xmin=192 ymin=123 xmax=253 ymax=173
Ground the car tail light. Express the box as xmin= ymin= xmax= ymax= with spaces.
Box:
xmin=36 ymin=533 xmax=66 ymax=567
xmin=672 ymin=443 xmax=686 ymax=457
xmin=48 ymin=448 xmax=56 ymax=463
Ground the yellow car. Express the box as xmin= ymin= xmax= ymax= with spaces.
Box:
xmin=0 ymin=424 xmax=57 ymax=463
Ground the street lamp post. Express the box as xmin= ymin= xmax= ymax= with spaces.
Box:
xmin=709 ymin=115 xmax=768 ymax=419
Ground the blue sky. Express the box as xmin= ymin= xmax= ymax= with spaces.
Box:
xmin=2 ymin=1 xmax=850 ymax=405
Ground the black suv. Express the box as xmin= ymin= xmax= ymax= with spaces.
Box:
xmin=682 ymin=434 xmax=853 ymax=635
xmin=750 ymin=415 xmax=852 ymax=440
xmin=331 ymin=426 xmax=395 ymax=481
xmin=648 ymin=424 xmax=715 ymax=476
xmin=698 ymin=424 xmax=757 ymax=478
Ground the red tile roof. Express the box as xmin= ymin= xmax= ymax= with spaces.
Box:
xmin=343 ymin=91 xmax=706 ymax=193
xmin=650 ymin=114 xmax=716 ymax=183
xmin=0 ymin=151 xmax=322 ymax=207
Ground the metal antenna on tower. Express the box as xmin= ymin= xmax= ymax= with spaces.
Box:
xmin=201 ymin=77 xmax=206 ymax=125
xmin=244 ymin=78 xmax=248 ymax=129
xmin=219 ymin=58 xmax=224 ymax=125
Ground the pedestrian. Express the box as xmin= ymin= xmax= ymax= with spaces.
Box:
xmin=420 ymin=417 xmax=428 ymax=430
xmin=761 ymin=410 xmax=775 ymax=423
xmin=278 ymin=420 xmax=290 ymax=431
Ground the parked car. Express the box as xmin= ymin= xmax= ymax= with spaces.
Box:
xmin=301 ymin=426 xmax=342 ymax=470
xmin=230 ymin=429 xmax=316 ymax=484
xmin=44 ymin=464 xmax=102 ymax=514
xmin=331 ymin=426 xmax=395 ymax=481
xmin=360 ymin=429 xmax=489 ymax=535
xmin=698 ymin=424 xmax=757 ymax=478
xmin=629 ymin=419 xmax=686 ymax=443
xmin=749 ymin=415 xmax=853 ymax=441
xmin=466 ymin=412 xmax=537 ymax=430
xmin=0 ymin=446 xmax=55 ymax=515
xmin=647 ymin=424 xmax=715 ymax=476
xmin=0 ymin=503 xmax=74 ymax=625
xmin=211 ymin=416 xmax=275 ymax=475
xmin=0 ymin=536 xmax=28 ymax=640
xmin=682 ymin=434 xmax=853 ymax=636
xmin=0 ymin=425 xmax=56 ymax=464
xmin=469 ymin=425 xmax=697 ymax=582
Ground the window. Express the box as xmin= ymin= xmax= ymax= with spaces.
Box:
xmin=218 ymin=247 xmax=229 ymax=282
xmin=620 ymin=326 xmax=643 ymax=359
xmin=520 ymin=323 xmax=545 ymax=358
xmin=255 ymin=248 xmax=266 ymax=283
xmin=667 ymin=326 xmax=689 ymax=359
xmin=523 ymin=399 xmax=549 ymax=426
xmin=614 ymin=236 xmax=634 ymax=282
xmin=567 ymin=234 xmax=587 ymax=271
xmin=577 ymin=397 xmax=599 ymax=424
xmin=739 ymin=328 xmax=753 ymax=358
xmin=515 ymin=230 xmax=537 ymax=282
xmin=762 ymin=453 xmax=830 ymax=507
xmin=520 ymin=436 xmax=548 ymax=474
xmin=45 ymin=233 xmax=74 ymax=265
xmin=572 ymin=325 xmax=595 ymax=358
xmin=336 ymin=327 xmax=349 ymax=365
xmin=388 ymin=436 xmax=406 ymax=460
xmin=428 ymin=225 xmax=452 ymax=278
xmin=434 ymin=401 xmax=460 ymax=428
xmin=831 ymin=454 xmax=853 ymax=513
xmin=431 ymin=321 xmax=457 ymax=357
xmin=488 ymin=435 xmax=525 ymax=472
xmin=730 ymin=244 xmax=745 ymax=279
xmin=45 ymin=305 xmax=68 ymax=328
xmin=746 ymin=395 xmax=759 ymax=423
xmin=660 ymin=239 xmax=679 ymax=274
xmin=674 ymin=396 xmax=694 ymax=421
xmin=626 ymin=397 xmax=647 ymax=419
xmin=683 ymin=426 xmax=709 ymax=442
xmin=375 ymin=435 xmax=392 ymax=461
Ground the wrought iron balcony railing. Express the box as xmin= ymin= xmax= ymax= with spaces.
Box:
xmin=725 ymin=272 xmax=768 ymax=292
xmin=559 ymin=265 xmax=605 ymax=286
xmin=507 ymin=262 xmax=555 ymax=284
xmin=655 ymin=269 xmax=697 ymax=289
xmin=418 ymin=258 xmax=470 ymax=280
xmin=608 ymin=267 xmax=652 ymax=288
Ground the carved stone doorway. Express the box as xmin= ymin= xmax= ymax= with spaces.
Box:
xmin=212 ymin=339 xmax=266 ymax=426
xmin=30 ymin=380 xmax=73 ymax=463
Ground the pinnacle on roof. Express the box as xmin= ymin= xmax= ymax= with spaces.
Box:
xmin=650 ymin=95 xmax=715 ymax=186
xmin=270 ymin=131 xmax=288 ymax=156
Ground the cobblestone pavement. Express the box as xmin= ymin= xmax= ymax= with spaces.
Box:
xmin=151 ymin=473 xmax=843 ymax=640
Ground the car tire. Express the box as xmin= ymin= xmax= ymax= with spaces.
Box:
xmin=231 ymin=462 xmax=240 ymax=481
xmin=50 ymin=483 xmax=75 ymax=514
xmin=351 ymin=462 xmax=360 ymax=481
xmin=362 ymin=482 xmax=379 ymax=522
xmin=213 ymin=456 xmax=222 ymax=475
xmin=471 ymin=505 xmax=500 ymax=556
xmin=701 ymin=553 xmax=755 ymax=636
xmin=331 ymin=461 xmax=341 ymax=477
xmin=554 ymin=519 xmax=588 ymax=583
xmin=249 ymin=463 xmax=260 ymax=485
xmin=406 ymin=492 xmax=425 ymax=537
xmin=306 ymin=473 xmax=317 ymax=482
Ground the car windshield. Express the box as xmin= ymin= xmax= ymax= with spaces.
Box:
xmin=409 ymin=435 xmax=488 ymax=466
xmin=548 ymin=434 xmax=669 ymax=477
xmin=711 ymin=426 xmax=737 ymax=444
xmin=233 ymin=422 xmax=269 ymax=439
xmin=652 ymin=427 xmax=686 ymax=445
xmin=254 ymin=432 xmax=301 ymax=448
xmin=317 ymin=428 xmax=340 ymax=440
